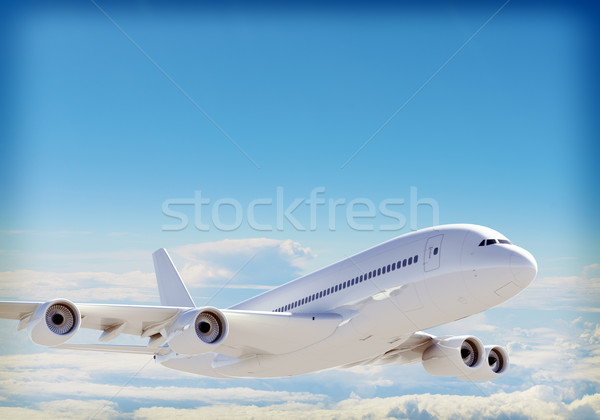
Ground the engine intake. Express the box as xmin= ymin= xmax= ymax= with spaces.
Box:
xmin=467 ymin=345 xmax=510 ymax=381
xmin=28 ymin=299 xmax=81 ymax=346
xmin=195 ymin=311 xmax=224 ymax=344
xmin=167 ymin=307 xmax=228 ymax=355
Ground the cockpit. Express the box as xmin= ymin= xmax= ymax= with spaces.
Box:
xmin=478 ymin=239 xmax=512 ymax=246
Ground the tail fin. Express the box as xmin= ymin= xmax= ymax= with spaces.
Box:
xmin=152 ymin=248 xmax=195 ymax=307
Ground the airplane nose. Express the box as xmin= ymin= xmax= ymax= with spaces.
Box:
xmin=510 ymin=248 xmax=537 ymax=288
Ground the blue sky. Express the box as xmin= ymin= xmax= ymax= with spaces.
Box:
xmin=1 ymin=1 xmax=599 ymax=418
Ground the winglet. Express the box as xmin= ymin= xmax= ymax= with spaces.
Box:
xmin=153 ymin=248 xmax=195 ymax=307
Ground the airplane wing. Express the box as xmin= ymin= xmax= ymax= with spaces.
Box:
xmin=341 ymin=332 xmax=434 ymax=368
xmin=0 ymin=301 xmax=342 ymax=358
xmin=56 ymin=343 xmax=172 ymax=356
xmin=0 ymin=301 xmax=182 ymax=336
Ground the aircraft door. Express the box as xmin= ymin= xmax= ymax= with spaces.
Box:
xmin=424 ymin=234 xmax=443 ymax=272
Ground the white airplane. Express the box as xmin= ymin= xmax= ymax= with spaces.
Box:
xmin=0 ymin=224 xmax=536 ymax=381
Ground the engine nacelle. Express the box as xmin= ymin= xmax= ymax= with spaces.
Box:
xmin=167 ymin=307 xmax=228 ymax=355
xmin=422 ymin=335 xmax=485 ymax=378
xmin=465 ymin=345 xmax=510 ymax=381
xmin=27 ymin=299 xmax=81 ymax=346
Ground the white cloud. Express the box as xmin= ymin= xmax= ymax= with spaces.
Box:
xmin=0 ymin=351 xmax=326 ymax=405
xmin=506 ymin=321 xmax=600 ymax=384
xmin=174 ymin=238 xmax=314 ymax=263
xmin=3 ymin=385 xmax=598 ymax=420
xmin=173 ymin=238 xmax=315 ymax=287
xmin=502 ymin=263 xmax=600 ymax=312
xmin=584 ymin=263 xmax=600 ymax=279
xmin=0 ymin=399 xmax=119 ymax=420
xmin=0 ymin=270 xmax=158 ymax=303
xmin=0 ymin=238 xmax=315 ymax=302
xmin=131 ymin=387 xmax=600 ymax=420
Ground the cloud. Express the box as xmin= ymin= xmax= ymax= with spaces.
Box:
xmin=0 ymin=350 xmax=327 ymax=405
xmin=132 ymin=386 xmax=600 ymax=420
xmin=0 ymin=238 xmax=316 ymax=303
xmin=502 ymin=263 xmax=600 ymax=312
xmin=174 ymin=238 xmax=314 ymax=262
xmin=173 ymin=238 xmax=315 ymax=287
xmin=0 ymin=270 xmax=158 ymax=303
xmin=506 ymin=321 xmax=600 ymax=385
xmin=584 ymin=263 xmax=600 ymax=279
xmin=0 ymin=399 xmax=119 ymax=420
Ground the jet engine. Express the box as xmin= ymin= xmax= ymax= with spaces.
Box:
xmin=422 ymin=335 xmax=485 ymax=379
xmin=466 ymin=345 xmax=510 ymax=381
xmin=27 ymin=299 xmax=81 ymax=346
xmin=167 ymin=307 xmax=228 ymax=355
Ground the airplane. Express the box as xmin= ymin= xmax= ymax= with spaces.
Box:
xmin=0 ymin=224 xmax=537 ymax=381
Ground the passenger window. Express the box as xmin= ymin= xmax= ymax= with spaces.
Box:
xmin=403 ymin=259 xmax=407 ymax=267
xmin=397 ymin=260 xmax=401 ymax=268
xmin=414 ymin=255 xmax=418 ymax=263
xmin=387 ymin=264 xmax=391 ymax=272
xmin=392 ymin=262 xmax=396 ymax=270
xmin=433 ymin=247 xmax=439 ymax=255
xmin=382 ymin=266 xmax=386 ymax=274
xmin=377 ymin=268 xmax=381 ymax=276
xmin=408 ymin=257 xmax=412 ymax=265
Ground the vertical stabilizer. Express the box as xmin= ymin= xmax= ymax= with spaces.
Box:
xmin=153 ymin=248 xmax=195 ymax=307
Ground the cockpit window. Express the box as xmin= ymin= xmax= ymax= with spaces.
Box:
xmin=479 ymin=238 xmax=513 ymax=246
